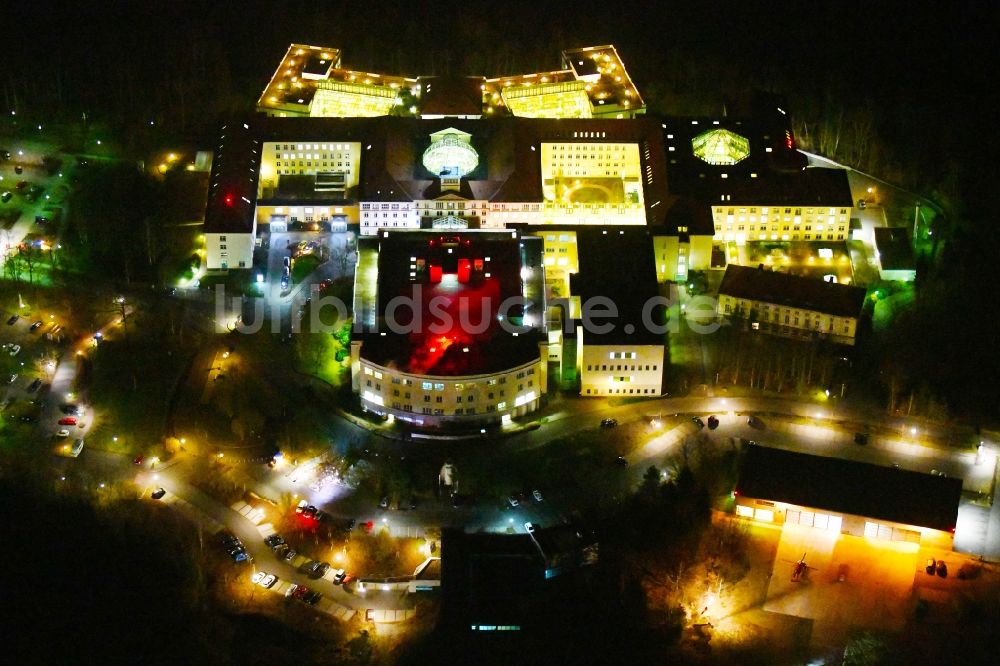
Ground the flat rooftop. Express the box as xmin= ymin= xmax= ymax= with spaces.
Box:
xmin=720 ymin=264 xmax=867 ymax=319
xmin=358 ymin=230 xmax=542 ymax=376
xmin=570 ymin=228 xmax=665 ymax=346
xmin=737 ymin=444 xmax=963 ymax=532
xmin=874 ymin=227 xmax=916 ymax=271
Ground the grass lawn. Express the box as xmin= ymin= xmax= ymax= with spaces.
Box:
xmin=291 ymin=254 xmax=322 ymax=283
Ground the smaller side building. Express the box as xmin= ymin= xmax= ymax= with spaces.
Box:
xmin=718 ymin=264 xmax=867 ymax=345
xmin=735 ymin=444 xmax=962 ymax=550
xmin=873 ymin=227 xmax=917 ymax=282
xmin=570 ymin=229 xmax=667 ymax=397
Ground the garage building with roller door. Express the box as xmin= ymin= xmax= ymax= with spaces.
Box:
xmin=733 ymin=444 xmax=963 ymax=550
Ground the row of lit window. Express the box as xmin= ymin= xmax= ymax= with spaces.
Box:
xmin=586 ymin=364 xmax=657 ymax=372
xmin=273 ymin=144 xmax=354 ymax=151
xmin=718 ymin=207 xmax=849 ymax=216
xmin=719 ymin=224 xmax=846 ymax=232
xmin=584 ymin=388 xmax=658 ymax=394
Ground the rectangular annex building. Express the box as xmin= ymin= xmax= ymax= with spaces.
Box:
xmin=735 ymin=444 xmax=962 ymax=550
xmin=718 ymin=264 xmax=868 ymax=345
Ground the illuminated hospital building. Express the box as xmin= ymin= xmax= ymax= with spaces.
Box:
xmin=202 ymin=44 xmax=856 ymax=426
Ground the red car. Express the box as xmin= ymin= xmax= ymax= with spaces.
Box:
xmin=58 ymin=417 xmax=77 ymax=426
xmin=133 ymin=455 xmax=145 ymax=465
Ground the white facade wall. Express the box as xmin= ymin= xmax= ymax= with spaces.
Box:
xmin=356 ymin=356 xmax=545 ymax=427
xmin=206 ymin=230 xmax=255 ymax=270
xmin=359 ymin=202 xmax=421 ymax=235
xmin=579 ymin=342 xmax=665 ymax=397
xmin=718 ymin=293 xmax=860 ymax=345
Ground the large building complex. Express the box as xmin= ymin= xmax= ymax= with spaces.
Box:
xmin=717 ymin=264 xmax=868 ymax=345
xmin=201 ymin=43 xmax=870 ymax=423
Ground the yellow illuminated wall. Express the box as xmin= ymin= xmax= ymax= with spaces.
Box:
xmin=502 ymin=81 xmax=593 ymax=119
xmin=718 ymin=293 xmax=860 ymax=345
xmin=536 ymin=230 xmax=579 ymax=299
xmin=713 ymin=204 xmax=852 ymax=243
xmin=578 ymin=341 xmax=665 ymax=397
xmin=310 ymin=81 xmax=398 ymax=118
xmin=258 ymin=141 xmax=361 ymax=196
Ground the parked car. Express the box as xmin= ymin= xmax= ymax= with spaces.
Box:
xmin=133 ymin=455 xmax=145 ymax=465
xmin=379 ymin=496 xmax=389 ymax=509
xmin=614 ymin=456 xmax=629 ymax=467
xmin=854 ymin=433 xmax=869 ymax=445
xmin=151 ymin=487 xmax=167 ymax=500
xmin=7 ymin=374 xmax=17 ymax=384
xmin=747 ymin=415 xmax=765 ymax=429
xmin=68 ymin=438 xmax=85 ymax=457
xmin=251 ymin=571 xmax=277 ymax=588
xmin=27 ymin=378 xmax=41 ymax=393
xmin=29 ymin=320 xmax=43 ymax=332
xmin=281 ymin=549 xmax=297 ymax=562
xmin=692 ymin=416 xmax=705 ymax=429
xmin=925 ymin=558 xmax=937 ymax=575
xmin=304 ymin=590 xmax=323 ymax=605
xmin=936 ymin=560 xmax=948 ymax=578
xmin=532 ymin=489 xmax=543 ymax=502
xmin=8 ymin=344 xmax=20 ymax=356
xmin=6 ymin=314 xmax=18 ymax=325
xmin=506 ymin=494 xmax=519 ymax=508
xmin=264 ymin=534 xmax=286 ymax=549
xmin=333 ymin=568 xmax=347 ymax=584
xmin=1 ymin=191 xmax=11 ymax=203
xmin=524 ymin=522 xmax=536 ymax=534
xmin=707 ymin=415 xmax=720 ymax=430
xmin=600 ymin=418 xmax=618 ymax=428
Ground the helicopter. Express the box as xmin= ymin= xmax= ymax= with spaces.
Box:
xmin=785 ymin=552 xmax=816 ymax=582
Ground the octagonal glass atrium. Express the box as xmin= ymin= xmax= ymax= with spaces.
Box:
xmin=691 ymin=128 xmax=750 ymax=165
xmin=422 ymin=128 xmax=479 ymax=177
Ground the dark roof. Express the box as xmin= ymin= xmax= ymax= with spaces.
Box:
xmin=660 ymin=195 xmax=715 ymax=236
xmin=418 ymin=76 xmax=486 ymax=116
xmin=570 ymin=228 xmax=665 ymax=345
xmin=874 ymin=227 xmax=916 ymax=271
xmin=737 ymin=444 xmax=962 ymax=532
xmin=204 ymin=118 xmax=261 ymax=233
xmin=719 ymin=264 xmax=867 ymax=318
xmin=658 ymin=115 xmax=852 ymax=208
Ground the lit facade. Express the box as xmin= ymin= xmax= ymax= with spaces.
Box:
xmin=578 ymin=344 xmax=665 ymax=397
xmin=356 ymin=357 xmax=546 ymax=427
xmin=735 ymin=444 xmax=961 ymax=551
xmin=719 ymin=292 xmax=861 ymax=345
xmin=717 ymin=265 xmax=867 ymax=346
xmin=713 ymin=204 xmax=851 ymax=243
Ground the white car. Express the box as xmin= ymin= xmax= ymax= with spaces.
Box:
xmin=252 ymin=571 xmax=277 ymax=588
xmin=532 ymin=489 xmax=543 ymax=502
xmin=56 ymin=429 xmax=70 ymax=438
xmin=524 ymin=522 xmax=536 ymax=534
xmin=8 ymin=344 xmax=20 ymax=356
